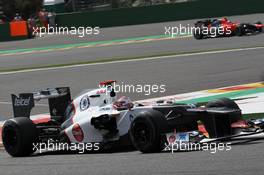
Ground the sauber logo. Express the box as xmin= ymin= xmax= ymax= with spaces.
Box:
xmin=14 ymin=97 xmax=31 ymax=107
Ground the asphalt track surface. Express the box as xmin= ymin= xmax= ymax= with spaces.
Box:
xmin=0 ymin=13 xmax=264 ymax=70
xmin=0 ymin=14 xmax=264 ymax=175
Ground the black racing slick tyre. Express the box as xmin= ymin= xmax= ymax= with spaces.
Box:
xmin=193 ymin=23 xmax=204 ymax=40
xmin=205 ymin=98 xmax=242 ymax=138
xmin=255 ymin=21 xmax=263 ymax=32
xmin=2 ymin=117 xmax=37 ymax=157
xmin=235 ymin=26 xmax=245 ymax=36
xmin=193 ymin=32 xmax=204 ymax=40
xmin=206 ymin=98 xmax=240 ymax=109
xmin=129 ymin=110 xmax=168 ymax=153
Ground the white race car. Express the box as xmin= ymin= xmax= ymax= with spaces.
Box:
xmin=2 ymin=80 xmax=264 ymax=156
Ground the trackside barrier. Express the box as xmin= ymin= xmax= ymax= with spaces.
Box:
xmin=56 ymin=0 xmax=264 ymax=28
xmin=10 ymin=21 xmax=28 ymax=37
xmin=0 ymin=21 xmax=29 ymax=42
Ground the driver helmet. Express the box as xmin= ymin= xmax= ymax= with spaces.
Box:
xmin=221 ymin=17 xmax=228 ymax=22
xmin=113 ymin=96 xmax=134 ymax=110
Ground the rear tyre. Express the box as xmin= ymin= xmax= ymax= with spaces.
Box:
xmin=193 ymin=23 xmax=204 ymax=40
xmin=129 ymin=110 xmax=168 ymax=153
xmin=193 ymin=29 xmax=204 ymax=39
xmin=235 ymin=26 xmax=245 ymax=36
xmin=2 ymin=117 xmax=37 ymax=157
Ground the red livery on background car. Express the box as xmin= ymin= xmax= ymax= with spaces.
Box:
xmin=193 ymin=17 xmax=264 ymax=39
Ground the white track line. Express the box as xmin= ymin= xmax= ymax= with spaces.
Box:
xmin=0 ymin=46 xmax=263 ymax=76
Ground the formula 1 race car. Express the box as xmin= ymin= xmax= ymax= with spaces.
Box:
xmin=2 ymin=81 xmax=264 ymax=156
xmin=193 ymin=17 xmax=264 ymax=39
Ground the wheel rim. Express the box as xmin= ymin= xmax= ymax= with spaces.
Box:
xmin=132 ymin=121 xmax=152 ymax=146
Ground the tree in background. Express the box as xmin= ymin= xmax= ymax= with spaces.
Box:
xmin=2 ymin=0 xmax=43 ymax=21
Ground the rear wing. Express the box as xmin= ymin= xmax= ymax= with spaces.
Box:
xmin=11 ymin=87 xmax=71 ymax=118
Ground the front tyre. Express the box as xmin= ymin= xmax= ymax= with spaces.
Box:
xmin=2 ymin=117 xmax=37 ymax=157
xmin=206 ymin=98 xmax=240 ymax=109
xmin=255 ymin=21 xmax=263 ymax=32
xmin=204 ymin=98 xmax=242 ymax=137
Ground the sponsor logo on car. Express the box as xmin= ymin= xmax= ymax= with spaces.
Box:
xmin=14 ymin=97 xmax=31 ymax=107
xmin=80 ymin=96 xmax=90 ymax=111
xmin=176 ymin=133 xmax=189 ymax=142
